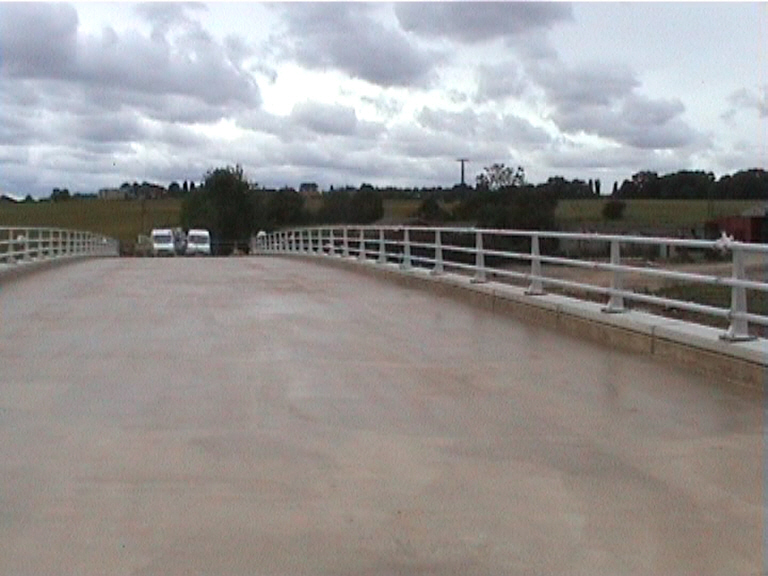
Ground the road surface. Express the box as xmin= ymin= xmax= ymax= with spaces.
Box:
xmin=0 ymin=257 xmax=763 ymax=575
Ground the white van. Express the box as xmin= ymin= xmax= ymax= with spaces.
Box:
xmin=186 ymin=229 xmax=211 ymax=256
xmin=151 ymin=228 xmax=176 ymax=256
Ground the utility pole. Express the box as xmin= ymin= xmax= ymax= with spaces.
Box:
xmin=457 ymin=158 xmax=469 ymax=186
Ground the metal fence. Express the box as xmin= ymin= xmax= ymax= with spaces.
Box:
xmin=0 ymin=227 xmax=119 ymax=265
xmin=253 ymin=225 xmax=768 ymax=342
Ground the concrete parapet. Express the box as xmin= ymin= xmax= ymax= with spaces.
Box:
xmin=0 ymin=255 xmax=90 ymax=285
xmin=283 ymin=253 xmax=767 ymax=390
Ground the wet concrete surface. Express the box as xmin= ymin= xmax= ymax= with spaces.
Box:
xmin=0 ymin=257 xmax=764 ymax=575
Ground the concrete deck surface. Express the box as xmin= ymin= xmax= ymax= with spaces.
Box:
xmin=0 ymin=257 xmax=764 ymax=575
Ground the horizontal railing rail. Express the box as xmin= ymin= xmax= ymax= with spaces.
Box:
xmin=253 ymin=225 xmax=768 ymax=342
xmin=0 ymin=226 xmax=119 ymax=266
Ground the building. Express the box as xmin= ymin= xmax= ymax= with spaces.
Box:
xmin=299 ymin=182 xmax=320 ymax=198
xmin=714 ymin=203 xmax=768 ymax=243
xmin=98 ymin=188 xmax=127 ymax=200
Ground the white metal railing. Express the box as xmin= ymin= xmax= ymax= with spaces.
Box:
xmin=253 ymin=225 xmax=768 ymax=342
xmin=0 ymin=227 xmax=119 ymax=267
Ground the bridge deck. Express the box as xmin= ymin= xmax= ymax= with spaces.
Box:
xmin=0 ymin=258 xmax=763 ymax=575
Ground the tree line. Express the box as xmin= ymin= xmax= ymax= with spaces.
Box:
xmin=179 ymin=164 xmax=767 ymax=254
xmin=614 ymin=168 xmax=768 ymax=200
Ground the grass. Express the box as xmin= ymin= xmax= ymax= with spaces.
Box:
xmin=382 ymin=199 xmax=421 ymax=222
xmin=0 ymin=198 xmax=182 ymax=245
xmin=555 ymin=199 xmax=761 ymax=231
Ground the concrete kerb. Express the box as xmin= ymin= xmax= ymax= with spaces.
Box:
xmin=265 ymin=251 xmax=767 ymax=389
xmin=0 ymin=255 xmax=92 ymax=285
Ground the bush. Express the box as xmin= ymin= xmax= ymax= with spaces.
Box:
xmin=602 ymin=199 xmax=626 ymax=220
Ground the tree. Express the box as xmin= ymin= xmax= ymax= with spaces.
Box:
xmin=181 ymin=165 xmax=256 ymax=255
xmin=349 ymin=186 xmax=383 ymax=223
xmin=476 ymin=163 xmax=525 ymax=191
xmin=265 ymin=187 xmax=306 ymax=228
xmin=168 ymin=181 xmax=181 ymax=197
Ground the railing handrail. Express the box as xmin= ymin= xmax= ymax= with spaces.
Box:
xmin=0 ymin=226 xmax=120 ymax=265
xmin=253 ymin=225 xmax=768 ymax=342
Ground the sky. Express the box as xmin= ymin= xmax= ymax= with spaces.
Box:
xmin=0 ymin=2 xmax=766 ymax=198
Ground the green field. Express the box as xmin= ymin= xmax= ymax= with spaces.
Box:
xmin=555 ymin=199 xmax=760 ymax=230
xmin=0 ymin=198 xmax=182 ymax=246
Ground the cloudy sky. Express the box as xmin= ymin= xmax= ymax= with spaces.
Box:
xmin=0 ymin=2 xmax=766 ymax=197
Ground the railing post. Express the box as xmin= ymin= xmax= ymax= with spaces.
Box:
xmin=526 ymin=233 xmax=545 ymax=295
xmin=602 ymin=239 xmax=625 ymax=313
xmin=298 ymin=230 xmax=305 ymax=253
xmin=328 ymin=229 xmax=335 ymax=256
xmin=400 ymin=228 xmax=412 ymax=270
xmin=378 ymin=228 xmax=386 ymax=264
xmin=342 ymin=227 xmax=350 ymax=258
xmin=23 ymin=231 xmax=30 ymax=261
xmin=722 ymin=245 xmax=755 ymax=341
xmin=431 ymin=228 xmax=444 ymax=275
xmin=471 ymin=229 xmax=486 ymax=283
xmin=358 ymin=228 xmax=366 ymax=261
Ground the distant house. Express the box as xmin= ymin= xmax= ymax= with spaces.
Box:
xmin=714 ymin=203 xmax=768 ymax=243
xmin=299 ymin=182 xmax=320 ymax=198
xmin=99 ymin=188 xmax=126 ymax=200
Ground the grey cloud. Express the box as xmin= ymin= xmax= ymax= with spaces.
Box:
xmin=0 ymin=3 xmax=261 ymax=111
xmin=417 ymin=107 xmax=479 ymax=136
xmin=475 ymin=62 xmax=527 ymax=103
xmin=416 ymin=106 xmax=551 ymax=147
xmin=488 ymin=114 xmax=552 ymax=147
xmin=133 ymin=2 xmax=207 ymax=34
xmin=0 ymin=3 xmax=79 ymax=77
xmin=553 ymin=96 xmax=701 ymax=150
xmin=723 ymin=86 xmax=768 ymax=120
xmin=72 ymin=111 xmax=149 ymax=145
xmin=291 ymin=101 xmax=359 ymax=136
xmin=387 ymin=123 xmax=475 ymax=159
xmin=534 ymin=62 xmax=700 ymax=150
xmin=395 ymin=2 xmax=573 ymax=43
xmin=542 ymin=144 xmax=692 ymax=179
xmin=534 ymin=63 xmax=639 ymax=111
xmin=279 ymin=4 xmax=439 ymax=87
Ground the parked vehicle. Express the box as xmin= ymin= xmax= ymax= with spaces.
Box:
xmin=186 ymin=229 xmax=211 ymax=256
xmin=151 ymin=228 xmax=176 ymax=256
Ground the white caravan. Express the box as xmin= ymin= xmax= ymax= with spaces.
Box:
xmin=186 ymin=229 xmax=211 ymax=256
xmin=151 ymin=228 xmax=176 ymax=256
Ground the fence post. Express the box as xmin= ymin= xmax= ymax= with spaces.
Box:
xmin=342 ymin=227 xmax=350 ymax=258
xmin=328 ymin=229 xmax=335 ymax=256
xmin=602 ymin=239 xmax=625 ymax=313
xmin=400 ymin=228 xmax=412 ymax=270
xmin=378 ymin=228 xmax=386 ymax=264
xmin=431 ymin=228 xmax=444 ymax=275
xmin=24 ymin=232 xmax=30 ymax=261
xmin=526 ymin=233 xmax=545 ymax=295
xmin=471 ymin=229 xmax=486 ymax=283
xmin=722 ymin=245 xmax=755 ymax=341
xmin=358 ymin=228 xmax=366 ymax=261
